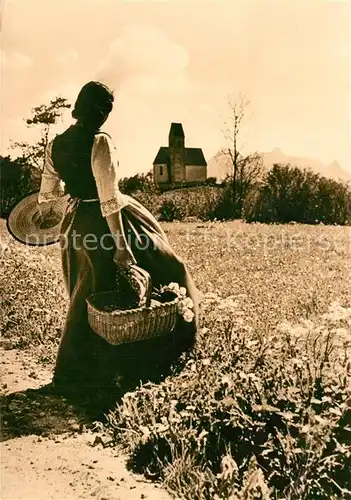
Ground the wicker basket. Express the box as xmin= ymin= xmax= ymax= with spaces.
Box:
xmin=86 ymin=265 xmax=179 ymax=346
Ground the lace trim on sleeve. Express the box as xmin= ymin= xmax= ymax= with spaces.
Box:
xmin=101 ymin=193 xmax=129 ymax=217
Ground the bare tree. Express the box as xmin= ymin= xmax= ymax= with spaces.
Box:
xmin=217 ymin=95 xmax=264 ymax=217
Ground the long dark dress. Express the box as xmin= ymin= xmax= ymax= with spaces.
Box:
xmin=38 ymin=124 xmax=200 ymax=392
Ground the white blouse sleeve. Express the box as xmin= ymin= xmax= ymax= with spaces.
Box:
xmin=91 ymin=133 xmax=128 ymax=217
xmin=38 ymin=141 xmax=65 ymax=204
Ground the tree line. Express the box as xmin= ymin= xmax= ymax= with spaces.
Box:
xmin=1 ymin=95 xmax=350 ymax=225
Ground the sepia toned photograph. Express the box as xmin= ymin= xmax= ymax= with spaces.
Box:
xmin=0 ymin=0 xmax=350 ymax=498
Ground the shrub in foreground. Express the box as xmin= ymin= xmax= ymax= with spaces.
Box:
xmin=159 ymin=198 xmax=186 ymax=222
xmin=119 ymin=172 xmax=157 ymax=195
xmin=247 ymin=164 xmax=351 ymax=225
xmin=107 ymin=297 xmax=351 ymax=499
xmin=0 ymin=156 xmax=41 ymax=218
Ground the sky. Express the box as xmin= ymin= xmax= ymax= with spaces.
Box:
xmin=1 ymin=0 xmax=350 ymax=177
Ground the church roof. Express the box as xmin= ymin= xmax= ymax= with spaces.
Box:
xmin=153 ymin=147 xmax=169 ymax=164
xmin=185 ymin=148 xmax=207 ymax=166
xmin=153 ymin=147 xmax=207 ymax=166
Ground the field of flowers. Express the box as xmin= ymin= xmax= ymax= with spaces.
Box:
xmin=1 ymin=219 xmax=350 ymax=499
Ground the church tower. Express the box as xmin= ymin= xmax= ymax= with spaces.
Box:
xmin=168 ymin=122 xmax=185 ymax=183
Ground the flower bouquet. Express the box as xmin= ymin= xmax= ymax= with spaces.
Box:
xmin=156 ymin=282 xmax=195 ymax=324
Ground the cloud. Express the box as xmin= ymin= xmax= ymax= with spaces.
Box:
xmin=95 ymin=25 xmax=189 ymax=94
xmin=56 ymin=50 xmax=79 ymax=64
xmin=41 ymin=82 xmax=79 ymax=103
xmin=1 ymin=49 xmax=33 ymax=70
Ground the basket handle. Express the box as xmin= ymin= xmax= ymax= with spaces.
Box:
xmin=129 ymin=264 xmax=153 ymax=308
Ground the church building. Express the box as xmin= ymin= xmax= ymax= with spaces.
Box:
xmin=153 ymin=123 xmax=207 ymax=188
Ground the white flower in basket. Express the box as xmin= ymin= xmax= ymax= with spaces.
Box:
xmin=161 ymin=283 xmax=195 ymax=323
xmin=86 ymin=269 xmax=195 ymax=346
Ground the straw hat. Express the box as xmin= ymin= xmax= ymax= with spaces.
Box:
xmin=7 ymin=192 xmax=70 ymax=246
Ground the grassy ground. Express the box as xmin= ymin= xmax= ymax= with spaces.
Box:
xmin=1 ymin=219 xmax=350 ymax=498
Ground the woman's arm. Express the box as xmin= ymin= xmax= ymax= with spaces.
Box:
xmin=106 ymin=210 xmax=136 ymax=267
xmin=38 ymin=141 xmax=64 ymax=204
xmin=91 ymin=133 xmax=136 ymax=267
xmin=33 ymin=141 xmax=65 ymax=224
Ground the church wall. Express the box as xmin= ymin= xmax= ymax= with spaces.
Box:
xmin=185 ymin=165 xmax=207 ymax=182
xmin=153 ymin=163 xmax=169 ymax=183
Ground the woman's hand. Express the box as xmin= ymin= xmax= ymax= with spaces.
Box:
xmin=106 ymin=211 xmax=137 ymax=268
xmin=113 ymin=246 xmax=135 ymax=268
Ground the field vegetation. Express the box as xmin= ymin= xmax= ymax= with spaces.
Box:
xmin=1 ymin=219 xmax=350 ymax=498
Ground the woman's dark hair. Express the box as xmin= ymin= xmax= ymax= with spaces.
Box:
xmin=72 ymin=81 xmax=114 ymax=125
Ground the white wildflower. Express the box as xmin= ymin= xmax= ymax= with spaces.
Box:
xmin=167 ymin=282 xmax=180 ymax=293
xmin=177 ymin=302 xmax=187 ymax=314
xmin=221 ymin=375 xmax=232 ymax=385
xmin=182 ymin=297 xmax=194 ymax=309
xmin=183 ymin=309 xmax=195 ymax=323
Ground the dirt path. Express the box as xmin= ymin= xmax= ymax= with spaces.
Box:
xmin=0 ymin=347 xmax=174 ymax=500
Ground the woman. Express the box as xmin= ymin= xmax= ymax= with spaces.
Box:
xmin=38 ymin=81 xmax=200 ymax=394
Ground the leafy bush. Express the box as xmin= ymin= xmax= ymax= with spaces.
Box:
xmin=132 ymin=190 xmax=163 ymax=215
xmin=168 ymin=187 xmax=222 ymax=222
xmin=0 ymin=156 xmax=41 ymax=218
xmin=156 ymin=187 xmax=222 ymax=222
xmin=207 ymin=184 xmax=236 ymax=221
xmin=188 ymin=187 xmax=223 ymax=221
xmin=119 ymin=171 xmax=157 ymax=195
xmin=315 ymin=177 xmax=351 ymax=225
xmin=247 ymin=164 xmax=351 ymax=225
xmin=159 ymin=199 xmax=186 ymax=222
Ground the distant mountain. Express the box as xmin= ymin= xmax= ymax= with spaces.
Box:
xmin=208 ymin=148 xmax=351 ymax=183
xmin=326 ymin=160 xmax=351 ymax=182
